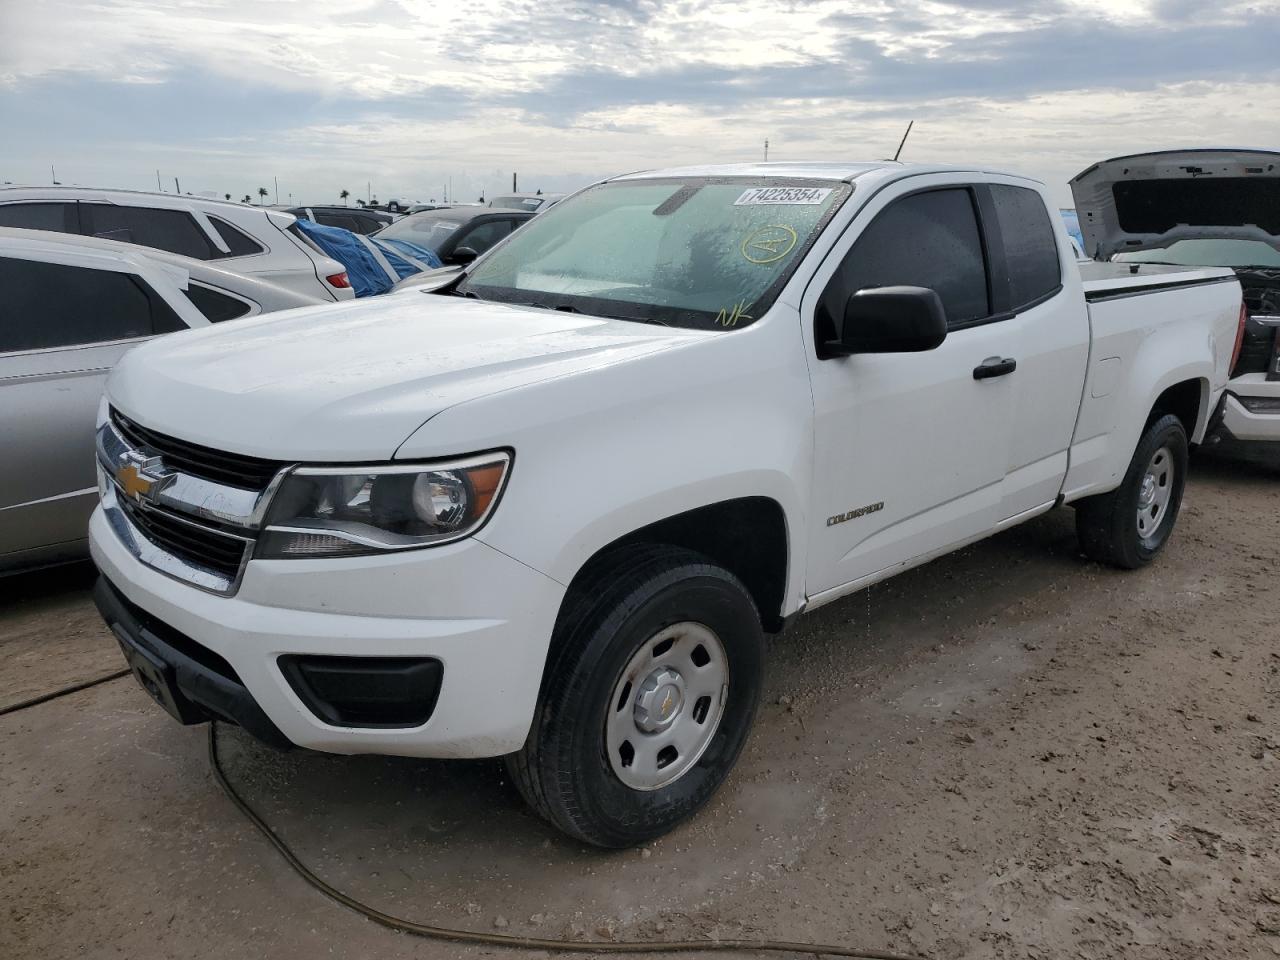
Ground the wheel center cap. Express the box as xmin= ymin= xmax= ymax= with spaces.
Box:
xmin=1139 ymin=475 xmax=1157 ymax=508
xmin=634 ymin=668 xmax=685 ymax=733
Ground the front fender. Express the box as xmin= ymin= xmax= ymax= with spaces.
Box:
xmin=396 ymin=312 xmax=816 ymax=619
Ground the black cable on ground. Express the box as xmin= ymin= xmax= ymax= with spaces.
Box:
xmin=208 ymin=722 xmax=927 ymax=960
xmin=0 ymin=669 xmax=130 ymax=717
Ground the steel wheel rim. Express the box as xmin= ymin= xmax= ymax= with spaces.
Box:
xmin=604 ymin=621 xmax=728 ymax=791
xmin=1136 ymin=445 xmax=1175 ymax=541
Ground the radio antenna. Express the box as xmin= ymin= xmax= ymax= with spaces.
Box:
xmin=892 ymin=121 xmax=914 ymax=162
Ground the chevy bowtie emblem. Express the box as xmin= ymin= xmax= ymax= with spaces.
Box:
xmin=115 ymin=453 xmax=173 ymax=503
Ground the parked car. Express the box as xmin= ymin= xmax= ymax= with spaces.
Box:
xmin=0 ymin=187 xmax=355 ymax=303
xmin=488 ymin=192 xmax=565 ymax=213
xmin=288 ymin=205 xmax=394 ymax=236
xmin=1071 ymin=149 xmax=1280 ymax=447
xmin=90 ymin=161 xmax=1241 ymax=848
xmin=0 ymin=229 xmax=323 ymax=574
xmin=374 ymin=206 xmax=535 ymax=266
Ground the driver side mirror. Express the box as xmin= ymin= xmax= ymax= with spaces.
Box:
xmin=448 ymin=246 xmax=479 ymax=266
xmin=825 ymin=285 xmax=948 ymax=356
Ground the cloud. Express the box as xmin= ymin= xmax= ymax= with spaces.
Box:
xmin=2 ymin=0 xmax=1278 ymax=205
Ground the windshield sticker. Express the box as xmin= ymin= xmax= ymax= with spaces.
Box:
xmin=716 ymin=301 xmax=754 ymax=328
xmin=741 ymin=225 xmax=798 ymax=264
xmin=734 ymin=187 xmax=832 ymax=206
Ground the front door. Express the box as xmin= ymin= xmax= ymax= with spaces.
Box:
xmin=802 ymin=180 xmax=1018 ymax=598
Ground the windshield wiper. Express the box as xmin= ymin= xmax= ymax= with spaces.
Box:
xmin=516 ymin=300 xmax=670 ymax=326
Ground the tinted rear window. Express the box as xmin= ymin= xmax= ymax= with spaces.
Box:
xmin=82 ymin=203 xmax=214 ymax=259
xmin=0 ymin=202 xmax=77 ymax=232
xmin=184 ymin=283 xmax=253 ymax=322
xmin=0 ymin=257 xmax=185 ymax=352
xmin=989 ymin=185 xmax=1061 ymax=310
xmin=209 ymin=216 xmax=265 ymax=256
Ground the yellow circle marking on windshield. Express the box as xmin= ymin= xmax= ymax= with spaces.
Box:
xmin=741 ymin=225 xmax=798 ymax=264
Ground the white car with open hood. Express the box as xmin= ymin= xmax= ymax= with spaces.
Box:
xmin=1071 ymin=149 xmax=1280 ymax=447
xmin=89 ymin=161 xmax=1245 ymax=847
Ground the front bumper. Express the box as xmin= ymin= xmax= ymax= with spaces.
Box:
xmin=89 ymin=505 xmax=565 ymax=757
xmin=1210 ymin=375 xmax=1280 ymax=444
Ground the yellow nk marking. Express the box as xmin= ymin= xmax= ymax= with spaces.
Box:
xmin=716 ymin=301 xmax=753 ymax=327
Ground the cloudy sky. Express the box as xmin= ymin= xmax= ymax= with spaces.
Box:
xmin=2 ymin=0 xmax=1278 ymax=207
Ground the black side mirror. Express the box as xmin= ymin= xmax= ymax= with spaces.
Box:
xmin=826 ymin=285 xmax=948 ymax=356
xmin=448 ymin=246 xmax=479 ymax=266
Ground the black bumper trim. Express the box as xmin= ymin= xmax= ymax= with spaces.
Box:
xmin=92 ymin=575 xmax=293 ymax=750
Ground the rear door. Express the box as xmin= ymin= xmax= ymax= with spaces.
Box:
xmin=0 ymin=255 xmax=189 ymax=559
xmin=980 ymin=181 xmax=1089 ymax=519
xmin=802 ymin=177 xmax=1016 ymax=598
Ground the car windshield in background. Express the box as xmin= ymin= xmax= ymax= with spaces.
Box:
xmin=1115 ymin=239 xmax=1280 ymax=269
xmin=491 ymin=196 xmax=544 ymax=211
xmin=458 ymin=178 xmax=850 ymax=329
xmin=376 ymin=214 xmax=466 ymax=252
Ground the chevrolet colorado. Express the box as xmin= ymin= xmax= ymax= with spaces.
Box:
xmin=90 ymin=162 xmax=1244 ymax=846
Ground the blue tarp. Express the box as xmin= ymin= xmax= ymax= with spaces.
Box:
xmin=292 ymin=218 xmax=442 ymax=297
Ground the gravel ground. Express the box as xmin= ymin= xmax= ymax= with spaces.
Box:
xmin=2 ymin=452 xmax=1278 ymax=960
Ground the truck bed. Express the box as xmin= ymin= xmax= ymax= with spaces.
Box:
xmin=1076 ymin=260 xmax=1237 ymax=299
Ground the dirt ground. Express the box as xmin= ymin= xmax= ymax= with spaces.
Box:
xmin=2 ymin=452 xmax=1278 ymax=960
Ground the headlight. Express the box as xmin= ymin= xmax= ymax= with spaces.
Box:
xmin=256 ymin=452 xmax=510 ymax=559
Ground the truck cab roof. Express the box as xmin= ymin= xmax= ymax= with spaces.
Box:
xmin=614 ymin=161 xmax=1045 ymax=186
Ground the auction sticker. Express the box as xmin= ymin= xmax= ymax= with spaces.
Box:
xmin=741 ymin=225 xmax=798 ymax=264
xmin=734 ymin=187 xmax=832 ymax=206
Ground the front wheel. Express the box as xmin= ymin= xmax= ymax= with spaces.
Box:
xmin=507 ymin=545 xmax=764 ymax=848
xmin=1076 ymin=413 xmax=1189 ymax=569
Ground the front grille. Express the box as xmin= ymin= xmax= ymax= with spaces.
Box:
xmin=119 ymin=495 xmax=248 ymax=580
xmin=111 ymin=408 xmax=283 ymax=490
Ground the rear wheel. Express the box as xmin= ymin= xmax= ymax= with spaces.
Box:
xmin=507 ymin=545 xmax=764 ymax=848
xmin=1076 ymin=413 xmax=1189 ymax=569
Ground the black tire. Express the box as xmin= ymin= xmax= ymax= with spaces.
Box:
xmin=1075 ymin=413 xmax=1189 ymax=569
xmin=506 ymin=544 xmax=764 ymax=848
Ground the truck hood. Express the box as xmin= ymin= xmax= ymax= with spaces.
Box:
xmin=1070 ymin=150 xmax=1280 ymax=259
xmin=109 ymin=293 xmax=708 ymax=462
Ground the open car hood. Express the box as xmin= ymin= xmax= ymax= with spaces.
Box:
xmin=1069 ymin=150 xmax=1280 ymax=260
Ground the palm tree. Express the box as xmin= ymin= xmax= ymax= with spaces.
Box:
xmin=257 ymin=187 xmax=268 ymax=205
xmin=242 ymin=194 xmax=251 ymax=204
xmin=340 ymin=189 xmax=350 ymax=206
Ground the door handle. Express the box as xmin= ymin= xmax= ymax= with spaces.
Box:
xmin=973 ymin=356 xmax=1017 ymax=380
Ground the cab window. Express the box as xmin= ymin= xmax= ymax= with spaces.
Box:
xmin=818 ymin=188 xmax=991 ymax=348
xmin=989 ymin=184 xmax=1061 ymax=311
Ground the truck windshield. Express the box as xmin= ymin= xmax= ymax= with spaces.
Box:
xmin=457 ymin=178 xmax=850 ymax=329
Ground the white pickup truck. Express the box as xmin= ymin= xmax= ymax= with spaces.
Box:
xmin=89 ymin=162 xmax=1245 ymax=847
